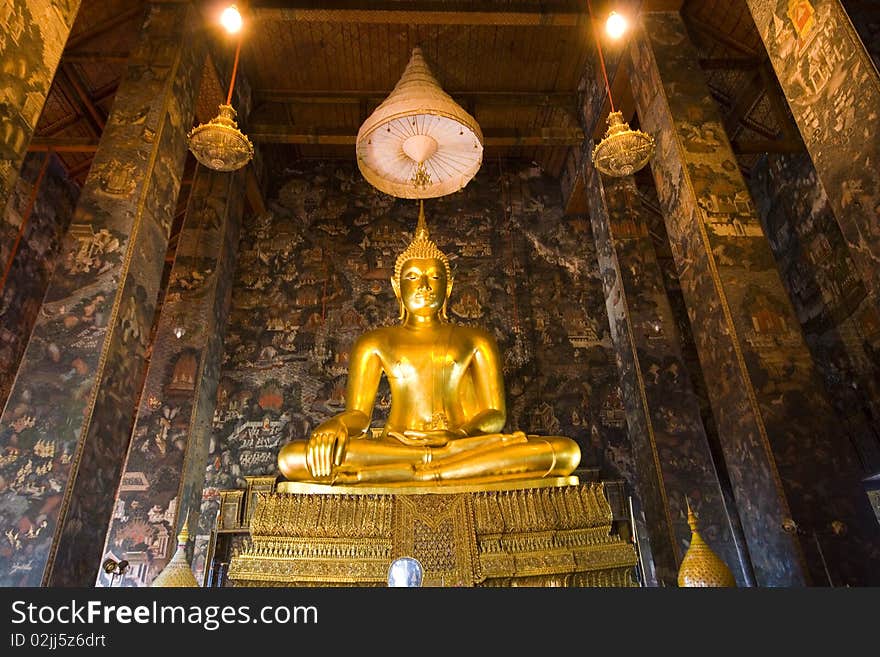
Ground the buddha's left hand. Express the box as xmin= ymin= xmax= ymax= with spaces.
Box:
xmin=388 ymin=429 xmax=466 ymax=447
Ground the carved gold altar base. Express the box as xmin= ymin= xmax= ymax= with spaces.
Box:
xmin=227 ymin=477 xmax=637 ymax=587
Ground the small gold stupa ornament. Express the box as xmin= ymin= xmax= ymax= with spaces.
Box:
xmin=151 ymin=525 xmax=199 ymax=588
xmin=356 ymin=47 xmax=483 ymax=199
xmin=677 ymin=502 xmax=736 ymax=587
xmin=188 ymin=104 xmax=254 ymax=172
xmin=591 ymin=111 xmax=655 ymax=178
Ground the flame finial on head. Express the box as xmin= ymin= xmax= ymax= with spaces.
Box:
xmin=393 ymin=201 xmax=452 ymax=284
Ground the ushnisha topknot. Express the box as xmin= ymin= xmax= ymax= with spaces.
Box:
xmin=394 ymin=200 xmax=452 ymax=283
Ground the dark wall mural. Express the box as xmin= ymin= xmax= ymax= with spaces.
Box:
xmin=1 ymin=152 xmax=79 ymax=411
xmin=749 ymin=152 xmax=880 ymax=472
xmin=0 ymin=0 xmax=81 ymax=216
xmin=0 ymin=4 xmax=205 ymax=586
xmin=746 ymin=0 xmax=880 ymax=317
xmin=631 ymin=11 xmax=880 ymax=586
xmin=191 ymin=159 xmax=634 ymax=578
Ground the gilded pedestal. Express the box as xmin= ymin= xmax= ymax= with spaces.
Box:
xmin=226 ymin=477 xmax=637 ymax=587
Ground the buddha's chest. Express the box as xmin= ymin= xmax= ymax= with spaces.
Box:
xmin=382 ymin=341 xmax=471 ymax=383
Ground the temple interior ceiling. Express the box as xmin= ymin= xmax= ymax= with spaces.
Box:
xmin=31 ymin=0 xmax=797 ymax=193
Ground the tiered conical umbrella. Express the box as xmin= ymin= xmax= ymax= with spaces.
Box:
xmin=356 ymin=47 xmax=483 ymax=199
xmin=151 ymin=525 xmax=199 ymax=588
xmin=677 ymin=502 xmax=737 ymax=587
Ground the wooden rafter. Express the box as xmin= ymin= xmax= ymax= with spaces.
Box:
xmin=248 ymin=124 xmax=585 ymax=146
xmin=256 ymin=89 xmax=578 ymax=110
xmin=66 ymin=5 xmax=146 ymax=51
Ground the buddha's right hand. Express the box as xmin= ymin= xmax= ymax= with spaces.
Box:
xmin=306 ymin=418 xmax=349 ymax=478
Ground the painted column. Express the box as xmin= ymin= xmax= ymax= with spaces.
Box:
xmin=745 ymin=0 xmax=880 ymax=316
xmin=97 ymin=165 xmax=243 ymax=587
xmin=1 ymin=153 xmax=79 ymax=410
xmin=585 ymin=167 xmax=748 ymax=586
xmin=0 ymin=2 xmax=205 ymax=586
xmin=749 ymin=153 xmax=880 ymax=473
xmin=630 ymin=11 xmax=880 ymax=586
xmin=0 ymin=0 xmax=82 ymax=215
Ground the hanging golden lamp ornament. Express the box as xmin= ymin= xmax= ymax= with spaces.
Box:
xmin=587 ymin=1 xmax=654 ymax=177
xmin=593 ymin=110 xmax=655 ymax=177
xmin=187 ymin=5 xmax=254 ymax=172
xmin=356 ymin=47 xmax=483 ymax=199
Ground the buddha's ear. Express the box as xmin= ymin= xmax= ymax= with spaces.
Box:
xmin=390 ymin=276 xmax=405 ymax=321
xmin=441 ymin=277 xmax=453 ymax=321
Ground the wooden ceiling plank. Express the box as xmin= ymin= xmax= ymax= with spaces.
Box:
xmin=254 ymin=6 xmax=585 ymax=27
xmin=55 ymin=69 xmax=101 ymax=139
xmin=683 ymin=14 xmax=758 ymax=56
xmin=65 ymin=63 xmax=106 ymax=129
xmin=27 ymin=137 xmax=98 ymax=153
xmin=68 ymin=5 xmax=146 ymax=51
xmin=248 ymin=124 xmax=584 ymax=146
xmin=255 ymin=89 xmax=578 ymax=110
xmin=722 ymin=68 xmax=765 ymax=141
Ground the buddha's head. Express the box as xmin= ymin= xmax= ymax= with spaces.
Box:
xmin=392 ymin=202 xmax=453 ymax=322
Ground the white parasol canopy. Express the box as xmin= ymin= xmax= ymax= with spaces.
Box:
xmin=356 ymin=48 xmax=484 ymax=199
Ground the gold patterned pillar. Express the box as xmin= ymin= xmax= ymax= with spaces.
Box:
xmin=0 ymin=0 xmax=83 ymax=215
xmin=0 ymin=2 xmax=205 ymax=586
xmin=630 ymin=11 xmax=880 ymax=586
xmin=745 ymin=0 xmax=880 ymax=318
xmin=96 ymin=164 xmax=244 ymax=587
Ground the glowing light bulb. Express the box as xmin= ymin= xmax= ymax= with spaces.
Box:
xmin=605 ymin=11 xmax=628 ymax=39
xmin=220 ymin=5 xmax=243 ymax=34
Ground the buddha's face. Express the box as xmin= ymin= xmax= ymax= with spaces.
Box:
xmin=398 ymin=257 xmax=448 ymax=317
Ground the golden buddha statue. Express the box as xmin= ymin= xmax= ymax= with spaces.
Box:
xmin=278 ymin=204 xmax=581 ymax=485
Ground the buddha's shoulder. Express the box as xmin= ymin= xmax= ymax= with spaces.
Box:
xmin=351 ymin=325 xmax=401 ymax=347
xmin=450 ymin=323 xmax=498 ymax=346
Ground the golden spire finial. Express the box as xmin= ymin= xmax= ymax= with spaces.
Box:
xmin=686 ymin=499 xmax=698 ymax=532
xmin=393 ymin=201 xmax=451 ymax=284
xmin=415 ymin=200 xmax=429 ymax=240
xmin=677 ymin=499 xmax=736 ymax=587
xmin=151 ymin=520 xmax=199 ymax=588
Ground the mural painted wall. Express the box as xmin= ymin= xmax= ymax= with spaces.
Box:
xmin=192 ymin=160 xmax=634 ymax=576
xmin=749 ymin=152 xmax=880 ymax=472
xmin=1 ymin=152 xmax=79 ymax=410
xmin=0 ymin=0 xmax=82 ymax=214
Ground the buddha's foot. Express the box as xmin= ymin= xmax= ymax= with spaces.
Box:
xmin=331 ymin=463 xmax=418 ymax=484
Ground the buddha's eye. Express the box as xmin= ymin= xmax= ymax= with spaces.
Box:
xmin=405 ymin=272 xmax=419 ymax=280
